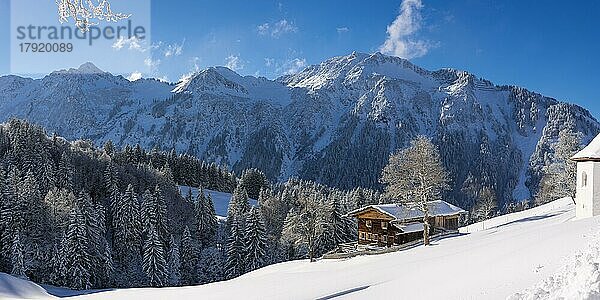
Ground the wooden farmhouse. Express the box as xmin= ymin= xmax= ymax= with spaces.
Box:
xmin=346 ymin=201 xmax=467 ymax=247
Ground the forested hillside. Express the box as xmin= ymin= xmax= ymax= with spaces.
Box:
xmin=0 ymin=53 xmax=597 ymax=211
xmin=0 ymin=119 xmax=379 ymax=289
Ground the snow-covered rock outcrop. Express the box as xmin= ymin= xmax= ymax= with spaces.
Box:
xmin=0 ymin=54 xmax=598 ymax=209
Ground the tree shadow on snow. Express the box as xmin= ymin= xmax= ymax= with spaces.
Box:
xmin=493 ymin=213 xmax=561 ymax=229
xmin=41 ymin=285 xmax=114 ymax=298
xmin=316 ymin=285 xmax=370 ymax=300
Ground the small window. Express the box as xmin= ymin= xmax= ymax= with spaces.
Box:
xmin=382 ymin=236 xmax=387 ymax=242
xmin=373 ymin=234 xmax=378 ymax=241
xmin=381 ymin=222 xmax=388 ymax=230
xmin=368 ymin=233 xmax=372 ymax=240
xmin=359 ymin=232 xmax=365 ymax=240
xmin=583 ymin=172 xmax=588 ymax=187
xmin=366 ymin=220 xmax=372 ymax=228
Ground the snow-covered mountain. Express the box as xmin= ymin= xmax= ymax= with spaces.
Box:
xmin=0 ymin=52 xmax=598 ymax=208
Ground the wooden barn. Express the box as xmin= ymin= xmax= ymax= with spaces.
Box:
xmin=346 ymin=201 xmax=467 ymax=247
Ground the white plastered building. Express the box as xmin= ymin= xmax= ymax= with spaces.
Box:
xmin=572 ymin=134 xmax=600 ymax=219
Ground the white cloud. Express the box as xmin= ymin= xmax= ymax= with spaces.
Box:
xmin=380 ymin=0 xmax=431 ymax=59
xmin=258 ymin=23 xmax=271 ymax=35
xmin=144 ymin=57 xmax=161 ymax=69
xmin=177 ymin=56 xmax=202 ymax=83
xmin=257 ymin=19 xmax=297 ymax=38
xmin=336 ymin=27 xmax=349 ymax=34
xmin=265 ymin=57 xmax=307 ymax=76
xmin=163 ymin=39 xmax=185 ymax=57
xmin=127 ymin=71 xmax=143 ymax=81
xmin=115 ymin=39 xmax=185 ymax=58
xmin=112 ymin=36 xmax=147 ymax=52
xmin=264 ymin=57 xmax=275 ymax=67
xmin=225 ymin=55 xmax=244 ymax=71
xmin=283 ymin=58 xmax=306 ymax=75
xmin=191 ymin=56 xmax=201 ymax=71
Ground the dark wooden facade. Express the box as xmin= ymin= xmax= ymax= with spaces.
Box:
xmin=356 ymin=208 xmax=397 ymax=247
xmin=353 ymin=208 xmax=462 ymax=247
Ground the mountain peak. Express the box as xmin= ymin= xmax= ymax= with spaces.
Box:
xmin=280 ymin=51 xmax=433 ymax=90
xmin=76 ymin=62 xmax=104 ymax=74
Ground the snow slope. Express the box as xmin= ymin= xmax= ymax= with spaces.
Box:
xmin=178 ymin=186 xmax=258 ymax=218
xmin=0 ymin=273 xmax=52 ymax=300
xmin=3 ymin=198 xmax=598 ymax=300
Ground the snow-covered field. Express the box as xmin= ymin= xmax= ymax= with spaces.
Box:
xmin=178 ymin=186 xmax=258 ymax=219
xmin=2 ymin=197 xmax=599 ymax=300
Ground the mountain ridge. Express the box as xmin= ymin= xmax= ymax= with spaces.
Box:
xmin=0 ymin=52 xmax=597 ymax=209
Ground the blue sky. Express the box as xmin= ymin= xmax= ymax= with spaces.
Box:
xmin=0 ymin=0 xmax=599 ymax=117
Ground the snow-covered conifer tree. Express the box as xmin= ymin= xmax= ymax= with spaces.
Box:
xmin=239 ymin=169 xmax=269 ymax=200
xmin=319 ymin=192 xmax=354 ymax=253
xmin=141 ymin=189 xmax=155 ymax=237
xmin=167 ymin=235 xmax=181 ymax=286
xmin=63 ymin=209 xmax=91 ymax=290
xmin=225 ymin=216 xmax=246 ymax=278
xmin=244 ymin=207 xmax=267 ymax=272
xmin=198 ymin=247 xmax=224 ymax=284
xmin=113 ymin=184 xmax=142 ymax=269
xmin=10 ymin=232 xmax=28 ymax=279
xmin=104 ymin=162 xmax=120 ymax=226
xmin=195 ymin=187 xmax=217 ymax=247
xmin=153 ymin=185 xmax=169 ymax=245
xmin=142 ymin=225 xmax=168 ymax=287
xmin=226 ymin=185 xmax=250 ymax=235
xmin=179 ymin=226 xmax=197 ymax=285
xmin=57 ymin=152 xmax=74 ymax=191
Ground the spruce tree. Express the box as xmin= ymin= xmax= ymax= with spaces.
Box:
xmin=0 ymin=168 xmax=17 ymax=269
xmin=153 ymin=185 xmax=169 ymax=246
xmin=20 ymin=169 xmax=50 ymax=269
xmin=167 ymin=235 xmax=181 ymax=286
xmin=179 ymin=226 xmax=197 ymax=285
xmin=195 ymin=188 xmax=217 ymax=247
xmin=57 ymin=152 xmax=74 ymax=191
xmin=49 ymin=240 xmax=64 ymax=285
xmin=239 ymin=169 xmax=269 ymax=200
xmin=141 ymin=189 xmax=156 ymax=237
xmin=104 ymin=162 xmax=120 ymax=228
xmin=142 ymin=226 xmax=168 ymax=287
xmin=225 ymin=216 xmax=246 ymax=278
xmin=113 ymin=185 xmax=142 ymax=269
xmin=244 ymin=207 xmax=267 ymax=272
xmin=198 ymin=247 xmax=224 ymax=284
xmin=329 ymin=193 xmax=354 ymax=246
xmin=10 ymin=232 xmax=28 ymax=279
xmin=226 ymin=185 xmax=250 ymax=234
xmin=63 ymin=209 xmax=91 ymax=290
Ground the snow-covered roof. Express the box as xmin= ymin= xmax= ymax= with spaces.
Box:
xmin=572 ymin=134 xmax=600 ymax=161
xmin=347 ymin=200 xmax=467 ymax=221
xmin=394 ymin=222 xmax=425 ymax=233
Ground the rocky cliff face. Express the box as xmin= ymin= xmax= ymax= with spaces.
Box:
xmin=0 ymin=52 xmax=597 ymax=209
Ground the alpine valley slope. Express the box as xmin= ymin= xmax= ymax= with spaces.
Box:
xmin=0 ymin=53 xmax=598 ymax=209
xmin=2 ymin=197 xmax=598 ymax=299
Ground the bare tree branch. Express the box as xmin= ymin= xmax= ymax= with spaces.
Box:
xmin=56 ymin=0 xmax=130 ymax=32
